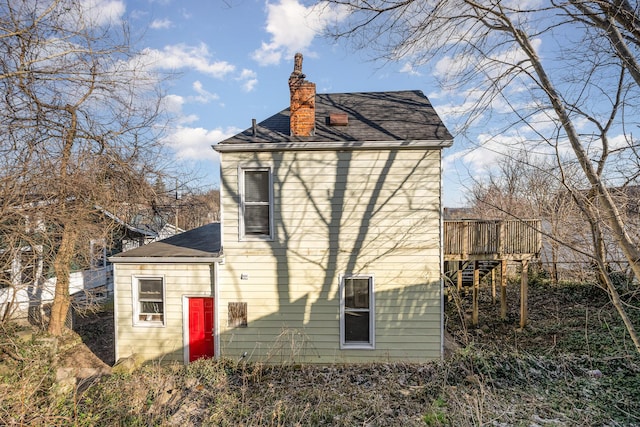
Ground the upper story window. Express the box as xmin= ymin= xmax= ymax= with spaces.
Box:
xmin=340 ymin=274 xmax=375 ymax=349
xmin=239 ymin=167 xmax=273 ymax=240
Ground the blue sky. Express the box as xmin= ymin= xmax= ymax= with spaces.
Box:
xmin=110 ymin=0 xmax=468 ymax=206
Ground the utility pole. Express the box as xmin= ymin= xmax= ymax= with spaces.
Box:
xmin=175 ymin=179 xmax=181 ymax=232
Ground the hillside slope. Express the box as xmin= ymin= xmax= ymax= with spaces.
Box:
xmin=1 ymin=279 xmax=639 ymax=426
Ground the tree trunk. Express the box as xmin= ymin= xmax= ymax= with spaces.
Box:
xmin=599 ymin=259 xmax=640 ymax=353
xmin=47 ymin=225 xmax=77 ymax=336
xmin=510 ymin=22 xmax=640 ymax=282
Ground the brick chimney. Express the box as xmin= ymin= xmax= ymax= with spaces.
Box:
xmin=288 ymin=53 xmax=316 ymax=137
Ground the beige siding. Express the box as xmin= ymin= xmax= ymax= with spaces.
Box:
xmin=218 ymin=149 xmax=443 ymax=363
xmin=114 ymin=263 xmax=214 ymax=363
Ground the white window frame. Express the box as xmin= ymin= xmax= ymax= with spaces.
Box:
xmin=238 ymin=166 xmax=274 ymax=241
xmin=339 ymin=274 xmax=375 ymax=350
xmin=132 ymin=275 xmax=166 ymax=327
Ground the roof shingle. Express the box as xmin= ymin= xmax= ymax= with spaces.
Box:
xmin=216 ymin=90 xmax=453 ymax=146
xmin=109 ymin=222 xmax=221 ymax=261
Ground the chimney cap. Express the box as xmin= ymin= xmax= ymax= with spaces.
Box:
xmin=289 ymin=52 xmax=306 ymax=81
xmin=293 ymin=53 xmax=303 ymax=74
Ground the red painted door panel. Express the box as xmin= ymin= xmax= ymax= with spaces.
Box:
xmin=188 ymin=297 xmax=215 ymax=362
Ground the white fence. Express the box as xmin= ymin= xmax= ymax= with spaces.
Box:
xmin=0 ymin=265 xmax=113 ymax=322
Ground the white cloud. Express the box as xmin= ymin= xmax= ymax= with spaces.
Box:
xmin=237 ymin=69 xmax=258 ymax=92
xmin=163 ymin=126 xmax=241 ymax=161
xmin=81 ymin=0 xmax=126 ymax=25
xmin=150 ymin=18 xmax=173 ymax=29
xmin=179 ymin=114 xmax=200 ymax=125
xmin=399 ymin=62 xmax=422 ymax=76
xmin=129 ymin=9 xmax=148 ymax=20
xmin=242 ymin=79 xmax=258 ymax=92
xmin=252 ymin=42 xmax=283 ymax=66
xmin=461 ymin=135 xmax=515 ymax=172
xmin=141 ymin=43 xmax=235 ymax=78
xmin=134 ymin=45 xmax=255 ymax=94
xmin=161 ymin=94 xmax=200 ymax=125
xmin=162 ymin=94 xmax=185 ymax=115
xmin=192 ymin=81 xmax=219 ymax=103
xmin=251 ymin=0 xmax=350 ymax=66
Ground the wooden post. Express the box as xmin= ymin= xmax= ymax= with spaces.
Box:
xmin=497 ymin=221 xmax=505 ymax=257
xmin=500 ymin=259 xmax=508 ymax=320
xmin=462 ymin=221 xmax=469 ymax=260
xmin=491 ymin=267 xmax=496 ymax=304
xmin=472 ymin=260 xmax=480 ymax=327
xmin=520 ymin=259 xmax=529 ymax=329
xmin=457 ymin=261 xmax=463 ymax=292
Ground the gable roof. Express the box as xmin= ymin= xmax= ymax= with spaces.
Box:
xmin=109 ymin=222 xmax=222 ymax=263
xmin=97 ymin=205 xmax=158 ymax=239
xmin=214 ymin=90 xmax=453 ymax=152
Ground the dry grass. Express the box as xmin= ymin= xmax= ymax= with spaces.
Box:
xmin=1 ymin=279 xmax=640 ymax=426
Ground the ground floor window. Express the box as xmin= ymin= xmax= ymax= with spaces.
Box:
xmin=133 ymin=276 xmax=165 ymax=326
xmin=340 ymin=274 xmax=375 ymax=349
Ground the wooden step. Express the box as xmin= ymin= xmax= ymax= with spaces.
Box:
xmin=445 ymin=260 xmax=501 ymax=287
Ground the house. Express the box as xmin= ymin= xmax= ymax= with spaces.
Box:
xmin=110 ymin=53 xmax=453 ymax=364
xmin=0 ymin=204 xmax=158 ymax=323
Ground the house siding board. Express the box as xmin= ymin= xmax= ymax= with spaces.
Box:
xmin=114 ymin=262 xmax=213 ymax=363
xmin=219 ymin=148 xmax=443 ymax=363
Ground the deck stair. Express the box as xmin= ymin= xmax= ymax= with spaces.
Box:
xmin=446 ymin=260 xmax=501 ymax=288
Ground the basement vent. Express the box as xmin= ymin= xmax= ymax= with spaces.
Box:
xmin=329 ymin=113 xmax=348 ymax=126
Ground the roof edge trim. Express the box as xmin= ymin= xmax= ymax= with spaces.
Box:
xmin=213 ymin=139 xmax=453 ymax=153
xmin=109 ymin=256 xmax=223 ymax=264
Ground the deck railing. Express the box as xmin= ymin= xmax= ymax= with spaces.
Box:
xmin=444 ymin=219 xmax=541 ymax=260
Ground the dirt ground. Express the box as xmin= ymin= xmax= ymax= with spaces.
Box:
xmin=57 ymin=308 xmax=115 ymax=372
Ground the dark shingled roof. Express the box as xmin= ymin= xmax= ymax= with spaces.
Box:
xmin=110 ymin=222 xmax=222 ymax=261
xmin=216 ymin=90 xmax=453 ymax=145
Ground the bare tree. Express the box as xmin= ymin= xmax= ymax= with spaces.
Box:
xmin=470 ymin=153 xmax=605 ymax=284
xmin=0 ymin=0 xmax=170 ymax=335
xmin=146 ymin=181 xmax=220 ymax=232
xmin=319 ymin=0 xmax=640 ymax=351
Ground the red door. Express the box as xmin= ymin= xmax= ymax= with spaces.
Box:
xmin=188 ymin=297 xmax=215 ymax=362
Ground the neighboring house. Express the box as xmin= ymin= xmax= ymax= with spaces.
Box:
xmin=110 ymin=53 xmax=453 ymax=364
xmin=95 ymin=206 xmax=160 ymax=254
xmin=154 ymin=223 xmax=185 ymax=242
xmin=0 ymin=206 xmax=157 ymax=322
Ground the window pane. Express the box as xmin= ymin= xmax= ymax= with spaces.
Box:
xmin=139 ymin=279 xmax=162 ymax=300
xmin=344 ymin=278 xmax=369 ymax=309
xmin=244 ymin=205 xmax=270 ymax=235
xmin=345 ymin=311 xmax=369 ymax=342
xmin=245 ymin=171 xmax=269 ymax=202
xmin=140 ymin=301 xmax=164 ymax=314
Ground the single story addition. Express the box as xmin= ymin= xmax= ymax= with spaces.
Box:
xmin=110 ymin=223 xmax=222 ymax=363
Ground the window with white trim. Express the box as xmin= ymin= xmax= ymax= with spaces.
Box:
xmin=132 ymin=276 xmax=165 ymax=326
xmin=340 ymin=275 xmax=375 ymax=349
xmin=239 ymin=167 xmax=273 ymax=240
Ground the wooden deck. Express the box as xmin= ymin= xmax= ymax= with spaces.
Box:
xmin=443 ymin=219 xmax=542 ymax=328
xmin=444 ymin=219 xmax=541 ymax=261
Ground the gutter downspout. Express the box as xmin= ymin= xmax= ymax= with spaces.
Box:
xmin=112 ymin=263 xmax=120 ymax=363
xmin=214 ymin=260 xmax=220 ymax=359
xmin=439 ymin=150 xmax=445 ymax=361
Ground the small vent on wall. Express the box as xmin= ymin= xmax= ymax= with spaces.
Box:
xmin=228 ymin=302 xmax=248 ymax=328
xmin=329 ymin=113 xmax=348 ymax=126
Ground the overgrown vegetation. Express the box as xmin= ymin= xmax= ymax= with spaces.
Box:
xmin=1 ymin=280 xmax=639 ymax=426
